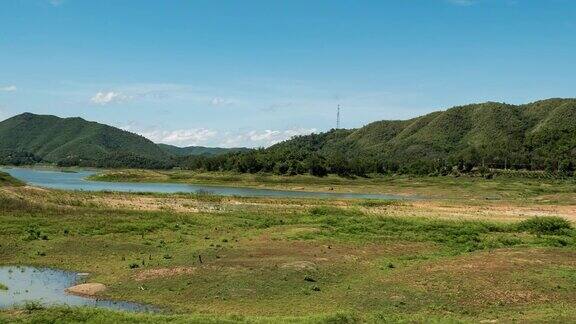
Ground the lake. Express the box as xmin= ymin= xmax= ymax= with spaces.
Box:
xmin=1 ymin=168 xmax=407 ymax=200
xmin=0 ymin=266 xmax=153 ymax=312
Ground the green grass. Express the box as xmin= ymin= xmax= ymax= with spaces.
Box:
xmin=0 ymin=307 xmax=359 ymax=323
xmin=3 ymin=302 xmax=576 ymax=323
xmin=0 ymin=283 xmax=8 ymax=290
xmin=517 ymin=216 xmax=573 ymax=235
xmin=0 ymin=171 xmax=25 ymax=186
xmin=0 ymin=177 xmax=575 ymax=322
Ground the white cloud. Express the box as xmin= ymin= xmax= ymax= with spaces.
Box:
xmin=138 ymin=129 xmax=218 ymax=146
xmin=221 ymin=128 xmax=317 ymax=147
xmin=125 ymin=125 xmax=316 ymax=148
xmin=210 ymin=97 xmax=235 ymax=107
xmin=0 ymin=85 xmax=17 ymax=92
xmin=85 ymin=84 xmax=239 ymax=108
xmin=90 ymin=91 xmax=131 ymax=105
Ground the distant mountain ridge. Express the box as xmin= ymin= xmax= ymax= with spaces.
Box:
xmin=158 ymin=144 xmax=249 ymax=157
xmin=0 ymin=113 xmax=245 ymax=168
xmin=1 ymin=98 xmax=575 ymax=174
xmin=276 ymin=98 xmax=576 ymax=172
xmin=178 ymin=98 xmax=576 ymax=175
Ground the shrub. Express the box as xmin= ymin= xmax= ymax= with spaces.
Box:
xmin=24 ymin=301 xmax=45 ymax=312
xmin=517 ymin=216 xmax=572 ymax=235
xmin=309 ymin=206 xmax=331 ymax=216
xmin=129 ymin=263 xmax=140 ymax=269
xmin=24 ymin=227 xmax=42 ymax=241
xmin=304 ymin=275 xmax=316 ymax=282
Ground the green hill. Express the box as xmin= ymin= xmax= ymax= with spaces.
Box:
xmin=2 ymin=99 xmax=575 ymax=174
xmin=158 ymin=144 xmax=250 ymax=157
xmin=180 ymin=98 xmax=576 ymax=176
xmin=0 ymin=113 xmax=171 ymax=168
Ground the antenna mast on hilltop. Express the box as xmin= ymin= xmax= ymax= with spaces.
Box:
xmin=336 ymin=104 xmax=341 ymax=129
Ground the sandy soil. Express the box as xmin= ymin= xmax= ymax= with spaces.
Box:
xmin=65 ymin=283 xmax=106 ymax=297
xmin=365 ymin=200 xmax=576 ymax=222
xmin=3 ymin=185 xmax=575 ymax=223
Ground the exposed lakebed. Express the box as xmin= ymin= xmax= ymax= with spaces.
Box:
xmin=1 ymin=167 xmax=408 ymax=200
xmin=0 ymin=266 xmax=153 ymax=312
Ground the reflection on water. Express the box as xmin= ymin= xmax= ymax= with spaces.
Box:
xmin=0 ymin=266 xmax=153 ymax=312
xmin=1 ymin=167 xmax=408 ymax=200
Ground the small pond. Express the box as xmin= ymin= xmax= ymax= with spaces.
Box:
xmin=0 ymin=266 xmax=153 ymax=312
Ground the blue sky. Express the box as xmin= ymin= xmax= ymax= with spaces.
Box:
xmin=0 ymin=0 xmax=575 ymax=147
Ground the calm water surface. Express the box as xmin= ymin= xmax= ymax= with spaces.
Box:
xmin=2 ymin=168 xmax=407 ymax=200
xmin=0 ymin=266 xmax=153 ymax=312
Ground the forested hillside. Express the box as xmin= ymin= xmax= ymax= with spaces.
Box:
xmin=158 ymin=144 xmax=250 ymax=157
xmin=0 ymin=113 xmax=171 ymax=168
xmin=1 ymin=99 xmax=575 ymax=175
xmin=180 ymin=99 xmax=576 ymax=176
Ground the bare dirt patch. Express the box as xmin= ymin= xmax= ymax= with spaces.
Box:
xmin=279 ymin=261 xmax=318 ymax=271
xmin=23 ymin=185 xmax=48 ymax=192
xmin=65 ymin=283 xmax=106 ymax=297
xmin=364 ymin=199 xmax=576 ymax=222
xmin=134 ymin=266 xmax=197 ymax=282
xmin=93 ymin=196 xmax=201 ymax=212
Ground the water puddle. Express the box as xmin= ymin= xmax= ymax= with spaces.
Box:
xmin=0 ymin=266 xmax=154 ymax=312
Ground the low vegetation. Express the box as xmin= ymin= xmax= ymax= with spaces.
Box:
xmin=518 ymin=216 xmax=573 ymax=235
xmin=0 ymin=179 xmax=575 ymax=322
xmin=158 ymin=144 xmax=249 ymax=157
xmin=0 ymin=171 xmax=24 ymax=186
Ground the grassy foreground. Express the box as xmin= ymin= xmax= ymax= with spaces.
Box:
xmin=0 ymin=174 xmax=575 ymax=323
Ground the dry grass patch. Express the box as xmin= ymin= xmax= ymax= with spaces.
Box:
xmin=368 ymin=199 xmax=576 ymax=222
xmin=394 ymin=248 xmax=576 ymax=308
xmin=134 ymin=267 xmax=197 ymax=282
xmin=210 ymin=238 xmax=435 ymax=270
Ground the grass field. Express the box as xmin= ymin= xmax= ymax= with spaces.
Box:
xmin=0 ymin=171 xmax=575 ymax=323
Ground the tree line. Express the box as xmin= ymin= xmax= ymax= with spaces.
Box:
xmin=2 ymin=141 xmax=574 ymax=178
